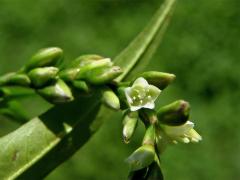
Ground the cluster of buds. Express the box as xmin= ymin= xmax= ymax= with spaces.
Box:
xmin=0 ymin=47 xmax=122 ymax=104
xmin=0 ymin=47 xmax=202 ymax=179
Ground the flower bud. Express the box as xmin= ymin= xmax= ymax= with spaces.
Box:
xmin=126 ymin=144 xmax=155 ymax=171
xmin=0 ymin=108 xmax=26 ymax=122
xmin=102 ymin=88 xmax=120 ymax=110
xmin=157 ymin=100 xmax=190 ymax=126
xmin=28 ymin=67 xmax=59 ymax=87
xmin=142 ymin=125 xmax=155 ymax=146
xmin=0 ymin=86 xmax=33 ymax=98
xmin=72 ymin=80 xmax=89 ymax=93
xmin=76 ymin=58 xmax=114 ymax=79
xmin=122 ymin=111 xmax=138 ymax=143
xmin=59 ymin=68 xmax=80 ymax=81
xmin=139 ymin=71 xmax=175 ymax=90
xmin=68 ymin=54 xmax=104 ymax=68
xmin=0 ymin=72 xmax=30 ymax=86
xmin=22 ymin=47 xmax=63 ymax=72
xmin=37 ymin=79 xmax=73 ymax=104
xmin=85 ymin=66 xmax=122 ymax=85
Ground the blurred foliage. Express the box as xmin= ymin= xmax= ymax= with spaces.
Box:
xmin=0 ymin=0 xmax=240 ymax=179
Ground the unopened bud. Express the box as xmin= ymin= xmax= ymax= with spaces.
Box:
xmin=59 ymin=68 xmax=80 ymax=81
xmin=0 ymin=108 xmax=26 ymax=122
xmin=76 ymin=58 xmax=113 ymax=79
xmin=0 ymin=86 xmax=34 ymax=98
xmin=157 ymin=100 xmax=190 ymax=125
xmin=139 ymin=71 xmax=175 ymax=90
xmin=142 ymin=125 xmax=155 ymax=146
xmin=85 ymin=66 xmax=122 ymax=85
xmin=68 ymin=54 xmax=104 ymax=68
xmin=23 ymin=47 xmax=63 ymax=72
xmin=37 ymin=79 xmax=73 ymax=103
xmin=122 ymin=111 xmax=138 ymax=143
xmin=102 ymin=88 xmax=120 ymax=110
xmin=0 ymin=72 xmax=30 ymax=86
xmin=72 ymin=80 xmax=89 ymax=93
xmin=126 ymin=144 xmax=155 ymax=171
xmin=28 ymin=67 xmax=59 ymax=87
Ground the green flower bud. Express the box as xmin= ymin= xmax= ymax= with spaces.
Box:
xmin=102 ymin=88 xmax=120 ymax=110
xmin=59 ymin=68 xmax=80 ymax=81
xmin=126 ymin=144 xmax=155 ymax=171
xmin=23 ymin=47 xmax=63 ymax=72
xmin=68 ymin=54 xmax=104 ymax=68
xmin=142 ymin=125 xmax=156 ymax=146
xmin=76 ymin=58 xmax=114 ymax=79
xmin=157 ymin=100 xmax=190 ymax=126
xmin=0 ymin=72 xmax=30 ymax=86
xmin=0 ymin=86 xmax=33 ymax=98
xmin=122 ymin=111 xmax=138 ymax=143
xmin=37 ymin=79 xmax=73 ymax=104
xmin=60 ymin=58 xmax=112 ymax=82
xmin=0 ymin=108 xmax=26 ymax=123
xmin=139 ymin=71 xmax=176 ymax=90
xmin=85 ymin=66 xmax=122 ymax=85
xmin=28 ymin=67 xmax=59 ymax=87
xmin=139 ymin=109 xmax=158 ymax=125
xmin=72 ymin=80 xmax=89 ymax=93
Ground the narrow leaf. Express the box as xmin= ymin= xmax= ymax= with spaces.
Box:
xmin=115 ymin=0 xmax=176 ymax=81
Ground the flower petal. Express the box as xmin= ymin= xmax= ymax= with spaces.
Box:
xmin=148 ymin=85 xmax=161 ymax=100
xmin=133 ymin=77 xmax=149 ymax=87
xmin=142 ymin=101 xmax=155 ymax=109
xmin=124 ymin=87 xmax=133 ymax=104
xmin=130 ymin=105 xmax=142 ymax=111
xmin=162 ymin=121 xmax=194 ymax=137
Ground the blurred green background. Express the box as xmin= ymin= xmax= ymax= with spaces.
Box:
xmin=0 ymin=0 xmax=240 ymax=179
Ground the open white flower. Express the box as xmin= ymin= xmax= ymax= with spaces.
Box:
xmin=161 ymin=121 xmax=202 ymax=143
xmin=124 ymin=77 xmax=161 ymax=111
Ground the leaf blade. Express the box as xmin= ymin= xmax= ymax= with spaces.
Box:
xmin=115 ymin=0 xmax=176 ymax=81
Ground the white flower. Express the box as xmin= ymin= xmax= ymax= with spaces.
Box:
xmin=161 ymin=121 xmax=202 ymax=143
xmin=124 ymin=77 xmax=161 ymax=111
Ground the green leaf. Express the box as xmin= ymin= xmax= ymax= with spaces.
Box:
xmin=115 ymin=0 xmax=176 ymax=82
xmin=0 ymin=93 xmax=102 ymax=179
xmin=0 ymin=0 xmax=176 ymax=179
